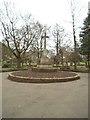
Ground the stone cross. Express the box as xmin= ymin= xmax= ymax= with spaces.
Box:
xmin=41 ymin=32 xmax=49 ymax=50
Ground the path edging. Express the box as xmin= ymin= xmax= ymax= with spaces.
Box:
xmin=8 ymin=72 xmax=80 ymax=83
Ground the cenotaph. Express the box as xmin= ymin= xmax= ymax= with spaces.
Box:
xmin=38 ymin=32 xmax=51 ymax=68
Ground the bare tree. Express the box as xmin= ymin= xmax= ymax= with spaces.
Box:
xmin=68 ymin=0 xmax=83 ymax=70
xmin=0 ymin=2 xmax=36 ymax=68
xmin=34 ymin=23 xmax=51 ymax=63
xmin=33 ymin=21 xmax=44 ymax=63
xmin=52 ymin=23 xmax=65 ymax=65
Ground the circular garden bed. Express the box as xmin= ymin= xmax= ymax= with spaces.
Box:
xmin=8 ymin=69 xmax=80 ymax=83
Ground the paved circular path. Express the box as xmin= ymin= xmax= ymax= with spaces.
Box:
xmin=1 ymin=72 xmax=88 ymax=118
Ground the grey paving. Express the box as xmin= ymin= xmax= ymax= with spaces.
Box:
xmin=1 ymin=72 xmax=88 ymax=118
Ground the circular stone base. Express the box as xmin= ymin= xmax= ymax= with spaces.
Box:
xmin=8 ymin=70 xmax=80 ymax=83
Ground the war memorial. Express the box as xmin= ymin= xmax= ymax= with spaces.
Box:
xmin=8 ymin=32 xmax=80 ymax=83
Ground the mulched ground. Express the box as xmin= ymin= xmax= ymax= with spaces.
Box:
xmin=12 ymin=69 xmax=77 ymax=78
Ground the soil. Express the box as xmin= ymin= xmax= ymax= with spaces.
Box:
xmin=12 ymin=69 xmax=76 ymax=78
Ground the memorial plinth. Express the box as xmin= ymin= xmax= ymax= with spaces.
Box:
xmin=40 ymin=49 xmax=50 ymax=65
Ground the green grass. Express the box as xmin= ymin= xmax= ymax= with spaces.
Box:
xmin=70 ymin=66 xmax=89 ymax=72
xmin=0 ymin=66 xmax=28 ymax=72
xmin=0 ymin=67 xmax=17 ymax=72
xmin=0 ymin=64 xmax=89 ymax=73
xmin=53 ymin=64 xmax=89 ymax=72
xmin=53 ymin=64 xmax=61 ymax=67
xmin=80 ymin=61 xmax=85 ymax=64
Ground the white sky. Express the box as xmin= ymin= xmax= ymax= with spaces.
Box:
xmin=0 ymin=0 xmax=90 ymax=48
xmin=0 ymin=0 xmax=89 ymax=26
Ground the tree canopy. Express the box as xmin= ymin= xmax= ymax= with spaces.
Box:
xmin=79 ymin=13 xmax=90 ymax=67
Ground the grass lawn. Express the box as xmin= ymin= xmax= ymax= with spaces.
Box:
xmin=0 ymin=67 xmax=17 ymax=72
xmin=0 ymin=67 xmax=28 ymax=72
xmin=70 ymin=66 xmax=89 ymax=72
xmin=0 ymin=64 xmax=89 ymax=73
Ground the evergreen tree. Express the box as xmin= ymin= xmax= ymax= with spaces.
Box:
xmin=79 ymin=14 xmax=90 ymax=68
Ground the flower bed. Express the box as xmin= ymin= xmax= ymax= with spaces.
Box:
xmin=8 ymin=69 xmax=80 ymax=83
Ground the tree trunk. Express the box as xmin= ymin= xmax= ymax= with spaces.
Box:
xmin=17 ymin=57 xmax=21 ymax=69
xmin=61 ymin=51 xmax=64 ymax=66
xmin=70 ymin=62 xmax=73 ymax=66
xmin=85 ymin=61 xmax=87 ymax=68
xmin=72 ymin=19 xmax=77 ymax=70
xmin=56 ymin=32 xmax=59 ymax=56
xmin=37 ymin=50 xmax=40 ymax=64
xmin=66 ymin=61 xmax=68 ymax=66
xmin=87 ymin=55 xmax=90 ymax=68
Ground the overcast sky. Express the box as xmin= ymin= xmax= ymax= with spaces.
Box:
xmin=0 ymin=0 xmax=89 ymax=26
xmin=0 ymin=0 xmax=90 ymax=48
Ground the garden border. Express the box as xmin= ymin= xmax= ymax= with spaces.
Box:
xmin=8 ymin=71 xmax=80 ymax=83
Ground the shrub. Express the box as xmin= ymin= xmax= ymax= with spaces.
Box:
xmin=60 ymin=66 xmax=70 ymax=70
xmin=2 ymin=63 xmax=11 ymax=68
xmin=31 ymin=63 xmax=37 ymax=67
xmin=53 ymin=64 xmax=61 ymax=67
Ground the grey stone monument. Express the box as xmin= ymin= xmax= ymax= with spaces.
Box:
xmin=39 ymin=32 xmax=51 ymax=67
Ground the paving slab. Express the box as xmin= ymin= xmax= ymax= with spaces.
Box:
xmin=1 ymin=72 xmax=88 ymax=118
